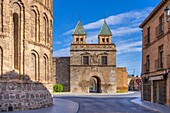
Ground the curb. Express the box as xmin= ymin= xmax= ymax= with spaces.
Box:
xmin=53 ymin=91 xmax=138 ymax=97
xmin=130 ymin=98 xmax=162 ymax=113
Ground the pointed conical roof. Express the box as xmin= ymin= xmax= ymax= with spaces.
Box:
xmin=99 ymin=20 xmax=112 ymax=35
xmin=72 ymin=20 xmax=86 ymax=35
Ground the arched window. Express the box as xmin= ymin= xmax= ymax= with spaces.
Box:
xmin=31 ymin=6 xmax=40 ymax=42
xmin=31 ymin=10 xmax=37 ymax=41
xmin=30 ymin=50 xmax=39 ymax=81
xmin=46 ymin=18 xmax=49 ymax=44
xmin=43 ymin=54 xmax=49 ymax=81
xmin=31 ymin=53 xmax=36 ymax=80
xmin=43 ymin=15 xmax=49 ymax=45
xmin=0 ymin=47 xmax=3 ymax=75
xmin=12 ymin=2 xmax=22 ymax=71
xmin=13 ymin=13 xmax=19 ymax=70
xmin=0 ymin=0 xmax=3 ymax=32
xmin=50 ymin=20 xmax=53 ymax=45
xmin=43 ymin=17 xmax=46 ymax=44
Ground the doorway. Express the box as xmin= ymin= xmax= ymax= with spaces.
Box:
xmin=89 ymin=76 xmax=101 ymax=93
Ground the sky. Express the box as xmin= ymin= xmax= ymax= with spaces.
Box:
xmin=53 ymin=0 xmax=161 ymax=76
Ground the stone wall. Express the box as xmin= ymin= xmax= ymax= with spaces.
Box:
xmin=0 ymin=0 xmax=54 ymax=111
xmin=116 ymin=67 xmax=128 ymax=92
xmin=0 ymin=73 xmax=53 ymax=112
xmin=53 ymin=57 xmax=70 ymax=92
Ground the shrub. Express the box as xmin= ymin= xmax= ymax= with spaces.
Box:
xmin=53 ymin=84 xmax=63 ymax=92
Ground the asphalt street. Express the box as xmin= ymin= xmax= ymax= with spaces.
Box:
xmin=57 ymin=92 xmax=159 ymax=113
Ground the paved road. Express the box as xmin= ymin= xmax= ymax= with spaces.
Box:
xmin=56 ymin=93 xmax=159 ymax=113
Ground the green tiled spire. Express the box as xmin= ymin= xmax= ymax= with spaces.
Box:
xmin=72 ymin=20 xmax=86 ymax=35
xmin=99 ymin=20 xmax=112 ymax=35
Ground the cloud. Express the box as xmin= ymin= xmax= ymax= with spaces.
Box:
xmin=53 ymin=47 xmax=70 ymax=57
xmin=62 ymin=7 xmax=153 ymax=35
xmin=117 ymin=41 xmax=142 ymax=54
xmin=53 ymin=7 xmax=152 ymax=75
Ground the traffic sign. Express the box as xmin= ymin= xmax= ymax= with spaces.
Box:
xmin=136 ymin=78 xmax=141 ymax=84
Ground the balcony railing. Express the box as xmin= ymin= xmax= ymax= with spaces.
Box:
xmin=156 ymin=23 xmax=164 ymax=37
xmin=167 ymin=55 xmax=170 ymax=68
xmin=143 ymin=63 xmax=150 ymax=74
xmin=143 ymin=35 xmax=150 ymax=46
xmin=155 ymin=58 xmax=164 ymax=70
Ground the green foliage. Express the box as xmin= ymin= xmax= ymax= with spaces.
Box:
xmin=53 ymin=84 xmax=63 ymax=92
xmin=116 ymin=90 xmax=127 ymax=93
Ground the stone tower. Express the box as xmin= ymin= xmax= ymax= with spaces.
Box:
xmin=70 ymin=20 xmax=117 ymax=93
xmin=98 ymin=20 xmax=112 ymax=44
xmin=0 ymin=0 xmax=53 ymax=84
xmin=0 ymin=0 xmax=53 ymax=111
xmin=72 ymin=20 xmax=86 ymax=44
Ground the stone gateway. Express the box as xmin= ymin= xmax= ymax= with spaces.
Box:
xmin=53 ymin=20 xmax=129 ymax=94
xmin=70 ymin=20 xmax=117 ymax=93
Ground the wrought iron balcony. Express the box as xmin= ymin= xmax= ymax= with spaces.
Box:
xmin=155 ymin=58 xmax=164 ymax=70
xmin=156 ymin=23 xmax=164 ymax=37
xmin=143 ymin=63 xmax=150 ymax=74
xmin=143 ymin=35 xmax=150 ymax=46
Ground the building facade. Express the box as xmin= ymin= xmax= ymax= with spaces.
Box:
xmin=0 ymin=0 xmax=53 ymax=111
xmin=140 ymin=0 xmax=170 ymax=106
xmin=70 ymin=20 xmax=117 ymax=93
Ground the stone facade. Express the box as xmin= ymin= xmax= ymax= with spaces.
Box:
xmin=70 ymin=44 xmax=117 ymax=93
xmin=140 ymin=0 xmax=170 ymax=106
xmin=0 ymin=0 xmax=53 ymax=111
xmin=53 ymin=57 xmax=70 ymax=92
xmin=70 ymin=20 xmax=117 ymax=94
xmin=116 ymin=67 xmax=128 ymax=92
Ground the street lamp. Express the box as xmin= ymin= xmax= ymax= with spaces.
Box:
xmin=164 ymin=6 xmax=170 ymax=22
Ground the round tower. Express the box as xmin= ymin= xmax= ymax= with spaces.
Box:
xmin=0 ymin=0 xmax=53 ymax=111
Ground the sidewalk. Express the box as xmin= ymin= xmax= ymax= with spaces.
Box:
xmin=131 ymin=98 xmax=170 ymax=113
xmin=3 ymin=98 xmax=79 ymax=113
xmin=53 ymin=91 xmax=138 ymax=97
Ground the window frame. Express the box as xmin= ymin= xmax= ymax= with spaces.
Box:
xmin=158 ymin=45 xmax=164 ymax=68
xmin=101 ymin=56 xmax=108 ymax=65
xmin=82 ymin=56 xmax=90 ymax=65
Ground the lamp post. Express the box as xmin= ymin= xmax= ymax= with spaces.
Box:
xmin=164 ymin=6 xmax=170 ymax=22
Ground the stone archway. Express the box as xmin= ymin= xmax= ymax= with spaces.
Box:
xmin=89 ymin=76 xmax=101 ymax=93
xmin=84 ymin=72 xmax=105 ymax=93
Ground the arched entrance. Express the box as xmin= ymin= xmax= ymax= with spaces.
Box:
xmin=89 ymin=76 xmax=101 ymax=93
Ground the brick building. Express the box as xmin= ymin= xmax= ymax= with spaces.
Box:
xmin=140 ymin=0 xmax=170 ymax=106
